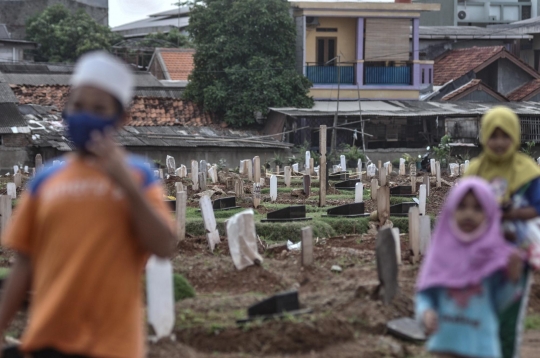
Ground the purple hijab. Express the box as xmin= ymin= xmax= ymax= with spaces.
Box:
xmin=416 ymin=177 xmax=515 ymax=292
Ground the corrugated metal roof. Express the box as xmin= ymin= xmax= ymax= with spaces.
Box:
xmin=3 ymin=72 xmax=162 ymax=87
xmin=417 ymin=26 xmax=532 ymax=40
xmin=0 ymin=73 xmax=17 ymax=103
xmin=270 ymin=101 xmax=540 ymax=118
xmin=0 ymin=103 xmax=28 ymax=128
xmin=133 ymin=87 xmax=184 ymax=98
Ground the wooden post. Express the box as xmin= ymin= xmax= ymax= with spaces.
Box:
xmin=35 ymin=154 xmax=43 ymax=173
xmin=377 ymin=185 xmax=390 ymax=226
xmin=424 ymin=172 xmax=430 ymax=197
xmin=378 ymin=160 xmax=382 ymax=173
xmin=175 ymin=182 xmax=184 ymax=193
xmin=0 ymin=195 xmax=12 ymax=235
xmin=310 ymin=158 xmax=315 ymax=176
xmin=247 ymin=160 xmax=253 ymax=181
xmin=379 ymin=165 xmax=387 ymax=187
xmin=371 ymin=179 xmax=378 ymax=200
xmin=419 ymin=216 xmax=431 ymax=255
xmin=14 ymin=173 xmax=21 ymax=188
xmin=430 ymin=159 xmax=436 ymax=175
xmin=176 ymin=191 xmax=186 ymax=242
xmin=436 ymin=161 xmax=441 ymax=188
xmin=409 ymin=206 xmax=420 ymax=264
xmin=319 ymin=125 xmax=327 ymax=207
xmin=284 ymin=166 xmax=291 ymax=187
xmin=303 ymin=174 xmax=311 ymax=197
xmin=301 ymin=226 xmax=313 ymax=267
xmin=419 ymin=184 xmax=427 ymax=216
xmin=391 ymin=228 xmax=402 ymax=265
xmin=235 ymin=179 xmax=244 ymax=199
xmin=410 ymin=163 xmax=417 ymax=194
xmin=253 ymin=156 xmax=261 ymax=184
xmin=199 ymin=195 xmax=220 ymax=252
xmin=191 ymin=160 xmax=199 ymax=191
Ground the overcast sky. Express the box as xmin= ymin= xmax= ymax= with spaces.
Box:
xmin=109 ymin=0 xmax=178 ymax=28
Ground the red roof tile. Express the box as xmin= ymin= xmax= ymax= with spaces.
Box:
xmin=508 ymin=79 xmax=540 ymax=101
xmin=442 ymin=79 xmax=482 ymax=100
xmin=158 ymin=48 xmax=195 ymax=81
xmin=441 ymin=79 xmax=508 ymax=101
xmin=10 ymin=85 xmax=216 ymax=127
xmin=434 ymin=46 xmax=505 ymax=86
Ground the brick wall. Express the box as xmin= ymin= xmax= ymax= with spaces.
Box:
xmin=2 ymin=134 xmax=30 ymax=147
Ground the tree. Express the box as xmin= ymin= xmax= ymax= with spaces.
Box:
xmin=26 ymin=4 xmax=122 ymax=63
xmin=183 ymin=0 xmax=313 ymax=126
xmin=143 ymin=28 xmax=191 ymax=48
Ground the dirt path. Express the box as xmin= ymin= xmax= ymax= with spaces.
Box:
xmin=522 ymin=330 xmax=540 ymax=358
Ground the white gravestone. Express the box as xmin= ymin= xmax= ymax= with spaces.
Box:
xmin=391 ymin=228 xmax=402 ymax=265
xmin=399 ymin=158 xmax=406 ymax=176
xmin=6 ymin=183 xmax=15 ymax=199
xmin=419 ymin=184 xmax=427 ymax=216
xmin=305 ymin=151 xmax=311 ymax=171
xmin=146 ymin=256 xmax=175 ymax=340
xmin=13 ymin=165 xmax=18 ymax=175
xmin=430 ymin=159 xmax=436 ymax=175
xmin=464 ymin=160 xmax=470 ymax=173
xmin=419 ymin=216 xmax=431 ymax=255
xmin=292 ymin=163 xmax=299 ymax=173
xmin=340 ymin=155 xmax=346 ymax=172
xmin=284 ymin=166 xmax=292 ymax=187
xmin=239 ymin=160 xmax=245 ymax=174
xmin=166 ymin=156 xmax=176 ymax=175
xmin=355 ymin=182 xmax=363 ymax=203
xmin=367 ymin=163 xmax=376 ymax=178
xmin=191 ymin=160 xmax=199 ymax=190
xmin=357 ymin=159 xmax=362 ymax=175
xmin=200 ymin=195 xmax=220 ymax=251
xmin=226 ymin=209 xmax=263 ymax=271
xmin=270 ymin=175 xmax=278 ymax=202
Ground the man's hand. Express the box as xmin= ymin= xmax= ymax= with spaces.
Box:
xmin=423 ymin=309 xmax=438 ymax=336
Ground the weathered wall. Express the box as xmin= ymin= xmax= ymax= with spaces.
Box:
xmin=417 ymin=0 xmax=455 ymax=26
xmin=305 ymin=17 xmax=357 ymax=64
xmin=497 ymin=58 xmax=534 ymax=95
xmin=0 ymin=0 xmax=109 ymax=40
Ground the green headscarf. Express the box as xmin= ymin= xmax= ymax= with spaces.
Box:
xmin=466 ymin=106 xmax=540 ymax=202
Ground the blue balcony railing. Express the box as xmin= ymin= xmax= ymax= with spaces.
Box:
xmin=364 ymin=64 xmax=412 ymax=85
xmin=306 ymin=64 xmax=355 ymax=85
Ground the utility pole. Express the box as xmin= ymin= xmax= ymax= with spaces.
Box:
xmin=330 ymin=55 xmax=341 ymax=156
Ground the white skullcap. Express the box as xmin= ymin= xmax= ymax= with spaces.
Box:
xmin=70 ymin=51 xmax=134 ymax=108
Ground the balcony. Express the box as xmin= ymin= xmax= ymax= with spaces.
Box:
xmin=306 ymin=63 xmax=355 ymax=85
xmin=364 ymin=63 xmax=412 ymax=86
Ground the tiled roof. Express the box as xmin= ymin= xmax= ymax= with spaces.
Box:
xmin=434 ymin=46 xmax=505 ymax=86
xmin=158 ymin=48 xmax=195 ymax=81
xmin=10 ymin=85 xmax=215 ymax=127
xmin=508 ymin=79 xmax=540 ymax=101
xmin=441 ymin=79 xmax=508 ymax=101
xmin=442 ymin=79 xmax=482 ymax=100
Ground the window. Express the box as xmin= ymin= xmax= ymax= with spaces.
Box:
xmin=422 ymin=69 xmax=425 ymax=84
xmin=522 ymin=5 xmax=532 ymax=20
xmin=316 ymin=28 xmax=337 ymax=33
xmin=429 ymin=69 xmax=432 ymax=84
xmin=317 ymin=38 xmax=337 ymax=65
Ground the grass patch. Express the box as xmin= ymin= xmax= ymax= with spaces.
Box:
xmin=525 ymin=314 xmax=540 ymax=331
xmin=174 ymin=273 xmax=196 ymax=301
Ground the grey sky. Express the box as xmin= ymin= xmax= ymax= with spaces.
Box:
xmin=109 ymin=0 xmax=178 ymax=27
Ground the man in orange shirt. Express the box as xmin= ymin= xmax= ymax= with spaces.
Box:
xmin=0 ymin=52 xmax=176 ymax=357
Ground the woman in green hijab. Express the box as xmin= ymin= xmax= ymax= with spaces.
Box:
xmin=466 ymin=106 xmax=540 ymax=358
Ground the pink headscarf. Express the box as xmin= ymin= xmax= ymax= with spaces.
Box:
xmin=416 ymin=177 xmax=515 ymax=291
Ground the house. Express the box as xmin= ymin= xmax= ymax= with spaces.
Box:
xmin=148 ymin=48 xmax=195 ymax=86
xmin=427 ymin=46 xmax=540 ymax=102
xmin=416 ymin=25 xmax=532 ymax=60
xmin=417 ymin=0 xmax=539 ymax=27
xmin=290 ymin=0 xmax=440 ymax=101
xmin=112 ymin=7 xmax=190 ymax=39
xmin=0 ymin=25 xmax=37 ymax=62
xmin=10 ymin=85 xmax=290 ymax=167
xmin=0 ymin=0 xmax=108 ymax=40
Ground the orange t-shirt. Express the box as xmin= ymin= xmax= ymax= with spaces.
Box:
xmin=2 ymin=155 xmax=172 ymax=358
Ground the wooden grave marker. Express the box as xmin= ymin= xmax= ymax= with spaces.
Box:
xmin=301 ymin=226 xmax=314 ymax=267
xmin=253 ymin=156 xmax=261 ymax=184
xmin=409 ymin=206 xmax=420 ymax=263
xmin=436 ymin=161 xmax=441 ymax=188
xmin=376 ymin=228 xmax=399 ymax=304
xmin=0 ymin=195 xmax=12 ymax=235
xmin=303 ymin=174 xmax=311 ymax=197
xmin=253 ymin=183 xmax=261 ymax=208
xmin=284 ymin=166 xmax=291 ymax=187
xmin=419 ymin=216 xmax=431 ymax=255
xmin=319 ymin=125 xmax=327 ymax=207
xmin=176 ymin=191 xmax=186 ymax=242
xmin=371 ymin=179 xmax=378 ymax=200
xmin=191 ymin=160 xmax=199 ymax=191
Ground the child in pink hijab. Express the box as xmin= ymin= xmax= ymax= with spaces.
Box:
xmin=416 ymin=177 xmax=523 ymax=358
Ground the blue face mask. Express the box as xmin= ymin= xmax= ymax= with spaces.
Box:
xmin=63 ymin=112 xmax=119 ymax=151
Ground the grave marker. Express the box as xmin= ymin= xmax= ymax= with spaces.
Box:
xmin=270 ymin=175 xmax=278 ymax=202
xmin=176 ymin=191 xmax=186 ymax=242
xmin=459 ymin=164 xmax=465 ymax=176
xmin=410 ymin=164 xmax=417 ymax=194
xmin=305 ymin=151 xmax=311 ymax=172
xmin=310 ymin=158 xmax=315 ymax=175
xmin=200 ymin=160 xmax=208 ymax=173
xmin=246 ymin=160 xmax=253 ymax=181
xmin=153 ymin=170 xmax=160 ymax=179
xmin=199 ymin=195 xmax=221 ymax=251
xmin=24 ymin=166 xmax=28 ymax=174
xmin=376 ymin=228 xmax=398 ymax=304
xmin=253 ymin=183 xmax=261 ymax=208
xmin=191 ymin=160 xmax=199 ymax=191
xmin=146 ymin=256 xmax=175 ymax=340
xmin=35 ymin=154 xmax=43 ymax=173
xmin=209 ymin=165 xmax=218 ymax=184
xmin=284 ymin=166 xmax=291 ymax=187
xmin=392 ymin=228 xmax=402 ymax=265
xmin=449 ymin=163 xmax=459 ymax=177
xmin=235 ymin=179 xmax=244 ymax=198
xmin=253 ymin=156 xmax=261 ymax=184
xmin=226 ymin=209 xmax=262 ymax=270
xmin=276 ymin=165 xmax=280 ymax=175
xmin=436 ymin=161 xmax=441 ymax=188
xmin=319 ymin=125 xmax=327 ymax=207
xmin=378 ymin=160 xmax=382 ymax=172
xmin=367 ymin=163 xmax=376 ymax=178
xmin=166 ymin=155 xmax=176 ymax=175
xmin=159 ymin=169 xmax=164 ymax=179
xmin=419 ymin=184 xmax=426 ymax=216
xmin=13 ymin=165 xmax=18 ymax=175
xmin=239 ymin=160 xmax=245 ymax=174
xmin=7 ymin=183 xmax=16 ymax=199
xmin=377 ymin=185 xmax=390 ymax=226
xmin=175 ymin=182 xmax=184 ymax=194
xmin=199 ymin=172 xmax=207 ymax=191
xmin=371 ymin=179 xmax=378 ymax=200
xmin=14 ymin=173 xmax=21 ymax=188
xmin=409 ymin=206 xmax=420 ymax=263
xmin=419 ymin=216 xmax=431 ymax=255
xmin=355 ymin=182 xmax=363 ymax=203
xmin=430 ymin=159 xmax=436 ymax=175
xmin=424 ymin=172 xmax=430 ymax=196
xmin=301 ymin=226 xmax=313 ymax=267
xmin=340 ymin=155 xmax=346 ymax=172
xmin=292 ymin=163 xmax=299 ymax=173
xmin=303 ymin=174 xmax=311 ymax=197
xmin=357 ymin=159 xmax=362 ymax=178
xmin=0 ymin=195 xmax=12 ymax=235
xmin=399 ymin=158 xmax=406 ymax=175
xmin=464 ymin=160 xmax=470 ymax=173
xmin=379 ymin=164 xmax=387 ymax=187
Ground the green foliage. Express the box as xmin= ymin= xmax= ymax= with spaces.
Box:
xmin=143 ymin=28 xmax=191 ymax=48
xmin=402 ymin=153 xmax=414 ymax=166
xmin=271 ymin=152 xmax=284 ymax=167
xmin=433 ymin=135 xmax=452 ymax=163
xmin=183 ymin=0 xmax=313 ymax=126
xmin=340 ymin=144 xmax=366 ymax=162
xmin=285 ymin=155 xmax=297 ymax=166
xmin=173 ymin=273 xmax=196 ymax=301
xmin=26 ymin=4 xmax=122 ymax=63
xmin=0 ymin=267 xmax=10 ymax=281
xmin=521 ymin=141 xmax=536 ymax=158
xmin=525 ymin=314 xmax=540 ymax=331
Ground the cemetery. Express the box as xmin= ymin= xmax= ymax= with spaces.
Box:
xmin=1 ymin=145 xmax=540 ymax=358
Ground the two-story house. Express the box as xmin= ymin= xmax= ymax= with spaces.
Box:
xmin=291 ymin=0 xmax=440 ymax=101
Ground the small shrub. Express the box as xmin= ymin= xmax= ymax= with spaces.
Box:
xmin=173 ymin=273 xmax=196 ymax=301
